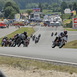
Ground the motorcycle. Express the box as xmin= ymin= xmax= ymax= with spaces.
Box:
xmin=23 ymin=39 xmax=30 ymax=47
xmin=1 ymin=37 xmax=9 ymax=47
xmin=32 ymin=35 xmax=35 ymax=41
xmin=11 ymin=38 xmax=21 ymax=47
xmin=52 ymin=38 xmax=65 ymax=48
xmin=35 ymin=37 xmax=39 ymax=44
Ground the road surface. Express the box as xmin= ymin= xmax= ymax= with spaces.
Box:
xmin=0 ymin=26 xmax=18 ymax=38
xmin=0 ymin=26 xmax=77 ymax=65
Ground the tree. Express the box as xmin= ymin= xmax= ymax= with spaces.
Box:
xmin=38 ymin=3 xmax=42 ymax=12
xmin=0 ymin=12 xmax=3 ymax=18
xmin=61 ymin=1 xmax=68 ymax=14
xmin=4 ymin=6 xmax=17 ymax=19
xmin=52 ymin=3 xmax=60 ymax=12
xmin=4 ymin=1 xmax=20 ymax=19
xmin=26 ymin=3 xmax=38 ymax=9
xmin=68 ymin=3 xmax=73 ymax=10
xmin=72 ymin=2 xmax=77 ymax=14
xmin=42 ymin=3 xmax=49 ymax=9
xmin=0 ymin=0 xmax=5 ymax=11
xmin=26 ymin=9 xmax=33 ymax=17
xmin=52 ymin=3 xmax=59 ymax=8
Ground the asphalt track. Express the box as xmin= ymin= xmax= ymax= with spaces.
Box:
xmin=0 ymin=26 xmax=18 ymax=38
xmin=0 ymin=26 xmax=77 ymax=65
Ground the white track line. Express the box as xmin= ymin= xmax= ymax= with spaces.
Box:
xmin=0 ymin=53 xmax=77 ymax=66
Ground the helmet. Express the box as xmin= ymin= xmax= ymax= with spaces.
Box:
xmin=23 ymin=31 xmax=27 ymax=35
xmin=64 ymin=31 xmax=67 ymax=34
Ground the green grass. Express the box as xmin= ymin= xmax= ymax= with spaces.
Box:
xmin=0 ymin=27 xmax=35 ymax=45
xmin=42 ymin=10 xmax=52 ymax=14
xmin=20 ymin=9 xmax=61 ymax=15
xmin=20 ymin=9 xmax=28 ymax=13
xmin=63 ymin=28 xmax=77 ymax=48
xmin=0 ymin=56 xmax=77 ymax=74
xmin=64 ymin=28 xmax=77 ymax=31
xmin=62 ymin=14 xmax=71 ymax=19
xmin=42 ymin=9 xmax=61 ymax=15
xmin=20 ymin=9 xmax=53 ymax=14
xmin=63 ymin=19 xmax=72 ymax=25
xmin=7 ymin=27 xmax=35 ymax=37
xmin=63 ymin=40 xmax=77 ymax=48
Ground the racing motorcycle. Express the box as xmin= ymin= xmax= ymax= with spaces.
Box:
xmin=35 ymin=37 xmax=39 ymax=44
xmin=23 ymin=38 xmax=30 ymax=47
xmin=52 ymin=37 xmax=65 ymax=48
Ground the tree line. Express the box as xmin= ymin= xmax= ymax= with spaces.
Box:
xmin=0 ymin=0 xmax=77 ymax=19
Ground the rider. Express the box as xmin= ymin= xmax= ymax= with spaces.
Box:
xmin=17 ymin=31 xmax=28 ymax=46
xmin=12 ymin=32 xmax=28 ymax=47
xmin=25 ymin=37 xmax=30 ymax=46
xmin=54 ymin=32 xmax=62 ymax=42
xmin=19 ymin=31 xmax=28 ymax=40
xmin=35 ymin=37 xmax=39 ymax=43
xmin=54 ymin=30 xmax=68 ymax=43
xmin=58 ymin=31 xmax=68 ymax=48
xmin=2 ymin=37 xmax=8 ymax=46
xmin=51 ymin=32 xmax=54 ymax=36
xmin=32 ymin=35 xmax=35 ymax=41
xmin=55 ymin=32 xmax=57 ymax=36
xmin=63 ymin=30 xmax=68 ymax=42
xmin=14 ymin=34 xmax=19 ymax=40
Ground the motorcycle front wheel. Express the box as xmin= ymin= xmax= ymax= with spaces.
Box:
xmin=52 ymin=44 xmax=56 ymax=48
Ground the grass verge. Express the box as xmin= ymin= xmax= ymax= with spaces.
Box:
xmin=64 ymin=28 xmax=77 ymax=31
xmin=0 ymin=56 xmax=77 ymax=74
xmin=63 ymin=28 xmax=77 ymax=48
xmin=63 ymin=19 xmax=72 ymax=25
xmin=63 ymin=40 xmax=77 ymax=48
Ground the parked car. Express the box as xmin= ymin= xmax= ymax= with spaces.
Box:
xmin=13 ymin=21 xmax=25 ymax=26
xmin=0 ymin=22 xmax=7 ymax=28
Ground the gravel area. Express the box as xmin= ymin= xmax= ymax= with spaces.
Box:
xmin=0 ymin=65 xmax=77 ymax=77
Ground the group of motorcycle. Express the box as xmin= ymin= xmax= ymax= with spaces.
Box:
xmin=1 ymin=33 xmax=30 ymax=47
xmin=1 ymin=30 xmax=67 ymax=48
xmin=31 ymin=34 xmax=41 ymax=44
xmin=51 ymin=32 xmax=57 ymax=36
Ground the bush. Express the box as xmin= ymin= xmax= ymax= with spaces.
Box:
xmin=61 ymin=14 xmax=71 ymax=21
xmin=66 ymin=21 xmax=72 ymax=28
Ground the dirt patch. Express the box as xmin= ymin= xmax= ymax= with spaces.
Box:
xmin=0 ymin=65 xmax=77 ymax=77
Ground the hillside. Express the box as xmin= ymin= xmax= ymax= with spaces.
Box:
xmin=0 ymin=0 xmax=14 ymax=11
xmin=0 ymin=0 xmax=77 ymax=10
xmin=13 ymin=0 xmax=62 ymax=9
xmin=13 ymin=0 xmax=77 ymax=9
